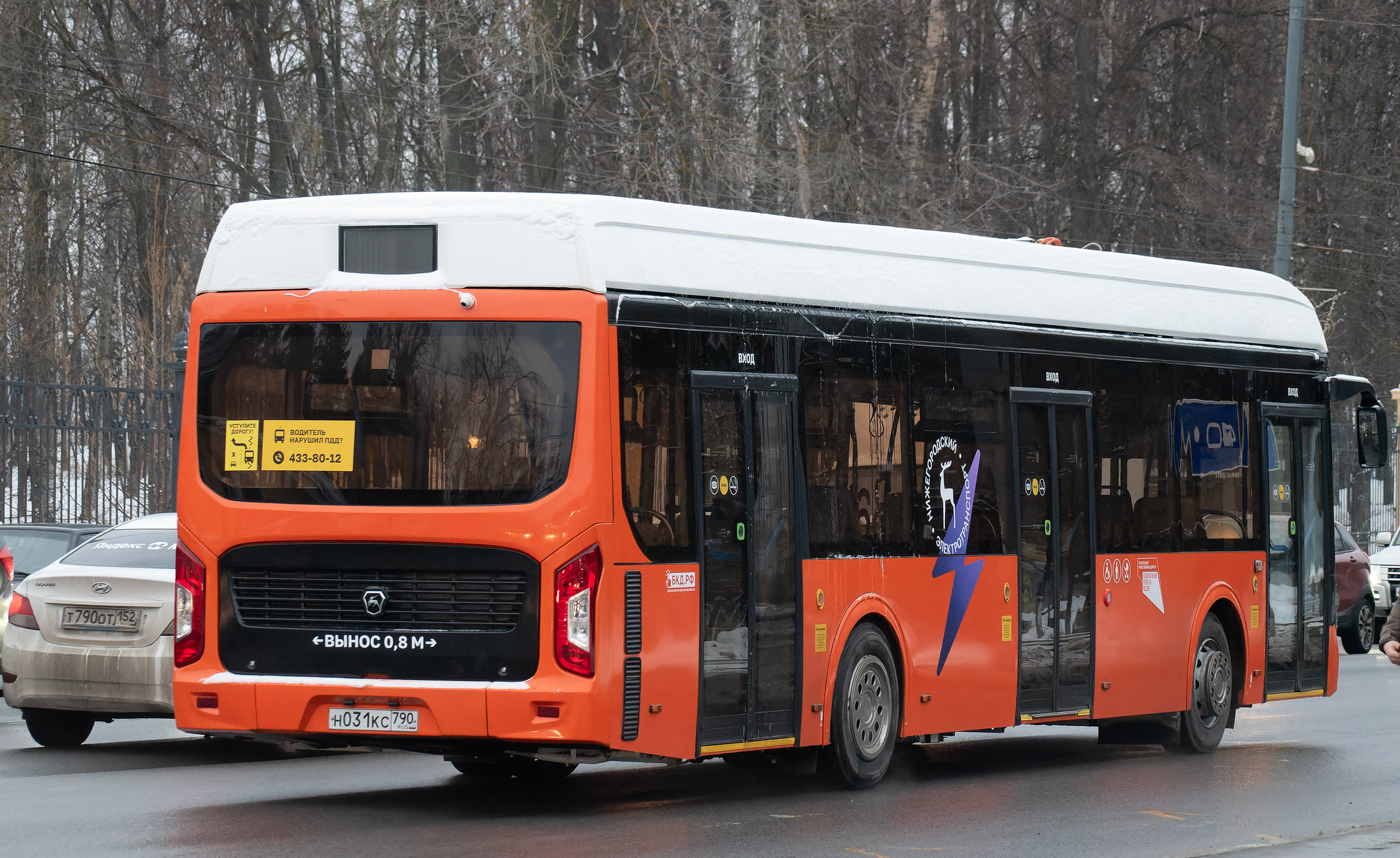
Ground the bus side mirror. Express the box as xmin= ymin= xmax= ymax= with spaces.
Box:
xmin=1357 ymin=403 xmax=1388 ymax=469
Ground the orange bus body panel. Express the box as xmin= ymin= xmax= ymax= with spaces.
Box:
xmin=595 ymin=331 xmax=703 ymax=761
xmin=1093 ymin=552 xmax=1266 ymax=717
xmin=801 ymin=555 xmax=1019 ymax=744
xmin=1327 ymin=629 xmax=1339 ymax=696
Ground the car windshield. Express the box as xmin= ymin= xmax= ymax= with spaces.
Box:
xmin=61 ymin=529 xmax=176 ymax=568
xmin=0 ymin=530 xmax=78 ymax=573
xmin=196 ymin=321 xmax=582 ymax=506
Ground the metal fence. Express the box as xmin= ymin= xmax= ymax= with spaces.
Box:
xmin=1333 ymin=421 xmax=1398 ymax=551
xmin=0 ymin=380 xmax=179 ymax=525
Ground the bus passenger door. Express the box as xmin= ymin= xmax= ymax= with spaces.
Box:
xmin=1261 ymin=405 xmax=1330 ymax=696
xmin=1012 ymin=388 xmax=1096 ymax=718
xmin=692 ymin=372 xmax=802 ymax=752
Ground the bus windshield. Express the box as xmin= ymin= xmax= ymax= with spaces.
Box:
xmin=196 ymin=320 xmax=581 ymax=506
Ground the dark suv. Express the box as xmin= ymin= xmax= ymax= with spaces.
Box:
xmin=0 ymin=524 xmax=108 ymax=584
xmin=1335 ymin=523 xmax=1375 ymax=654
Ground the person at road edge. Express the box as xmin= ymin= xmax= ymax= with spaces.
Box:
xmin=1380 ymin=601 xmax=1400 ymax=665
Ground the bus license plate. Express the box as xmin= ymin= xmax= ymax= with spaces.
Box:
xmin=327 ymin=708 xmax=419 ymax=733
xmin=61 ymin=606 xmax=141 ymax=632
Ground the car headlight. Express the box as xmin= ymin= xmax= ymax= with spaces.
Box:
xmin=1372 ymin=565 xmax=1391 ymax=586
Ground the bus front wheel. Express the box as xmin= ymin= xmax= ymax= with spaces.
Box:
xmin=1179 ymin=614 xmax=1232 ymax=753
xmin=830 ymin=623 xmax=899 ymax=789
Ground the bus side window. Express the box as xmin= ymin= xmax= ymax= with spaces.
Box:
xmin=1096 ymin=361 xmax=1175 ymax=552
xmin=800 ymin=340 xmax=911 ymax=556
xmin=907 ymin=346 xmax=1012 ymax=557
xmin=1174 ymin=366 xmax=1255 ymax=548
xmin=618 ymin=328 xmax=693 ymax=562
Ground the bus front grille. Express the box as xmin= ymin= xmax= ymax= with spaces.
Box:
xmin=229 ymin=568 xmax=528 ymax=632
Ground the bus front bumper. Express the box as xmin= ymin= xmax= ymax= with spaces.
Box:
xmin=173 ymin=671 xmax=608 ymax=749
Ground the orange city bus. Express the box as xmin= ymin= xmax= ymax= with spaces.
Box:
xmin=172 ymin=193 xmax=1388 ymax=788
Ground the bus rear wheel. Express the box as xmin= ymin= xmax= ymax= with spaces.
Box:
xmin=830 ymin=623 xmax=899 ymax=789
xmin=1180 ymin=614 xmax=1232 ymax=754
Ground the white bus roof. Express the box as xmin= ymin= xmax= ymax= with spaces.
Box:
xmin=196 ymin=192 xmax=1327 ymax=354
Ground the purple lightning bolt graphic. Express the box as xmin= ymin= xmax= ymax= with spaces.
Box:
xmin=931 ymin=450 xmax=982 ymax=675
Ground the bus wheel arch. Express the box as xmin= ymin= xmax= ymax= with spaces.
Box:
xmin=1204 ymin=597 xmax=1247 ymax=727
xmin=822 ymin=600 xmax=909 ymax=741
xmin=1188 ymin=592 xmax=1247 ymax=719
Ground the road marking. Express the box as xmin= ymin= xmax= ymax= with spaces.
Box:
xmin=846 ymin=849 xmax=892 ymax=858
xmin=770 ymin=814 xmax=798 ymax=819
xmin=1139 ymin=810 xmax=1204 ymax=821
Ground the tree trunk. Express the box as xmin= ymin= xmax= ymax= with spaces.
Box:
xmin=435 ymin=1 xmax=481 ymax=192
xmin=528 ymin=0 xmax=579 ymax=190
xmin=228 ymin=0 xmax=303 ymax=197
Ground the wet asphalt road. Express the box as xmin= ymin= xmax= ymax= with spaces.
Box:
xmin=4 ymin=653 xmax=1400 ymax=858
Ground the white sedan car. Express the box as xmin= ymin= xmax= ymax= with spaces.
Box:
xmin=2 ymin=513 xmax=177 ymax=747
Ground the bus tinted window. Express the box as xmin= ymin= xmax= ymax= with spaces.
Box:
xmin=1097 ymin=362 xmax=1257 ymax=552
xmin=196 ymin=321 xmax=580 ymax=505
xmin=800 ymin=341 xmax=911 ymax=556
xmin=1096 ymin=361 xmax=1176 ymax=551
xmin=914 ymin=347 xmax=1012 ymax=556
xmin=1175 ymin=366 xmax=1255 ymax=547
xmin=618 ymin=328 xmax=693 ymax=561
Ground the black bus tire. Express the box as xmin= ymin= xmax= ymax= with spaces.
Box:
xmin=830 ymin=623 xmax=899 ymax=789
xmin=1180 ymin=613 xmax=1232 ymax=754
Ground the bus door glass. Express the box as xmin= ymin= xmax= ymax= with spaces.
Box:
xmin=1262 ymin=405 xmax=1329 ymax=695
xmin=693 ymin=373 xmax=801 ymax=749
xmin=1013 ymin=388 xmax=1095 ymax=716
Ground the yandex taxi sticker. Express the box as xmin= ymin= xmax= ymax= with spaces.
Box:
xmin=224 ymin=420 xmax=260 ymax=471
xmin=263 ymin=420 xmax=355 ymax=471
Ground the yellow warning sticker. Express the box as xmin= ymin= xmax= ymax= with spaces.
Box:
xmin=224 ymin=420 xmax=260 ymax=471
xmin=1250 ymin=604 xmax=1259 ymax=629
xmin=262 ymin=420 xmax=355 ymax=471
xmin=814 ymin=624 xmax=827 ymax=653
xmin=1002 ymin=615 xmax=1013 ymax=641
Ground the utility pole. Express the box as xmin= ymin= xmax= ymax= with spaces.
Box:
xmin=1273 ymin=0 xmax=1307 ymax=281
